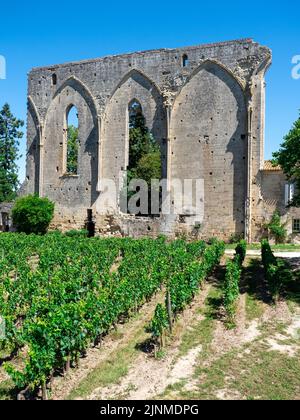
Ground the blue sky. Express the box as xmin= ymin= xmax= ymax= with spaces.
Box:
xmin=0 ymin=0 xmax=299 ymax=182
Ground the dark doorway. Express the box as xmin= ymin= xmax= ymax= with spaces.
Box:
xmin=85 ymin=209 xmax=95 ymax=237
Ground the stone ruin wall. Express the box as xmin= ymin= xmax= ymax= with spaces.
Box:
xmin=24 ymin=39 xmax=272 ymax=241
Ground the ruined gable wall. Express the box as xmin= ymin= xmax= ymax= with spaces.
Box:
xmin=170 ymin=62 xmax=247 ymax=238
xmin=24 ymin=39 xmax=271 ymax=239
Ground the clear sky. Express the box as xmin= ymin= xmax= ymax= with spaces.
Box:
xmin=0 ymin=0 xmax=299 ymax=182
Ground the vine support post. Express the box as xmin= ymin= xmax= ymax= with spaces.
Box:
xmin=75 ymin=352 xmax=80 ymax=368
xmin=159 ymin=334 xmax=164 ymax=349
xmin=42 ymin=381 xmax=48 ymax=400
xmin=66 ymin=355 xmax=71 ymax=373
xmin=167 ymin=289 xmax=173 ymax=334
xmin=49 ymin=373 xmax=54 ymax=390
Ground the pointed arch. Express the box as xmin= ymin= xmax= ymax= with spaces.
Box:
xmin=65 ymin=104 xmax=79 ymax=175
xmin=173 ymin=59 xmax=246 ymax=104
xmin=27 ymin=96 xmax=43 ymax=195
xmin=43 ymin=75 xmax=100 ymax=207
xmin=103 ymin=68 xmax=165 ymax=148
xmin=107 ymin=68 xmax=163 ymax=108
xmin=253 ymin=54 xmax=272 ymax=76
xmin=101 ymin=68 xmax=168 ymax=211
xmin=170 ymin=56 xmax=248 ymax=237
xmin=28 ymin=95 xmax=42 ymax=133
xmin=128 ymin=97 xmax=143 ymax=109
xmin=52 ymin=76 xmax=99 ymax=124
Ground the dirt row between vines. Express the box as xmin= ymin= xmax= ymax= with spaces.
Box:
xmin=1 ymin=256 xmax=299 ymax=400
xmin=49 ymin=280 xmax=212 ymax=400
xmin=85 ymin=283 xmax=213 ymax=401
xmin=86 ymin=294 xmax=297 ymax=399
xmin=59 ymin=257 xmax=299 ymax=401
xmin=50 ymin=288 xmax=165 ymax=400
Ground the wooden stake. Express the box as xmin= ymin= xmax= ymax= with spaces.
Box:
xmin=167 ymin=290 xmax=173 ymax=334
xmin=66 ymin=355 xmax=71 ymax=373
xmin=42 ymin=381 xmax=48 ymax=400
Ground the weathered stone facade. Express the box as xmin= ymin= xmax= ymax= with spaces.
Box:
xmin=0 ymin=202 xmax=14 ymax=232
xmin=22 ymin=38 xmax=300 ymax=242
xmin=255 ymin=162 xmax=300 ymax=243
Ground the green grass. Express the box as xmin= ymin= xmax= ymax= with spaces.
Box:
xmin=159 ymin=257 xmax=300 ymax=401
xmin=158 ymin=284 xmax=223 ymax=399
xmin=179 ymin=284 xmax=223 ymax=357
xmin=242 ymin=258 xmax=266 ymax=321
xmin=68 ymin=318 xmax=148 ymax=400
xmin=70 ymin=279 xmax=224 ymax=400
xmin=196 ymin=343 xmax=300 ymax=400
xmin=284 ymin=266 xmax=300 ymax=306
xmin=161 ymin=329 xmax=300 ymax=400
xmin=0 ymin=379 xmax=16 ymax=400
xmin=4 ymin=253 xmax=300 ymax=401
xmin=245 ymin=294 xmax=264 ymax=321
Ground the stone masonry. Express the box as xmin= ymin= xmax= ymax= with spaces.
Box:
xmin=22 ymin=38 xmax=300 ymax=242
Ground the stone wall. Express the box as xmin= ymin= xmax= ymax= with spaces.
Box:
xmin=257 ymin=167 xmax=300 ymax=243
xmin=0 ymin=202 xmax=14 ymax=232
xmin=24 ymin=39 xmax=272 ymax=241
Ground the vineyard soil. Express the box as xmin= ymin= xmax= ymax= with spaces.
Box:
xmin=0 ymin=234 xmax=299 ymax=400
xmin=70 ymin=258 xmax=300 ymax=400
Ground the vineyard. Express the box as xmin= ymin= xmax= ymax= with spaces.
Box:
xmin=0 ymin=233 xmax=224 ymax=399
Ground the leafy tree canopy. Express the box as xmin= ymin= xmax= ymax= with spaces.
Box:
xmin=128 ymin=106 xmax=161 ymax=172
xmin=67 ymin=125 xmax=79 ymax=174
xmin=0 ymin=103 xmax=24 ymax=203
xmin=123 ymin=103 xmax=162 ymax=214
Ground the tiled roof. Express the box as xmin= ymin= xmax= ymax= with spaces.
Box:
xmin=263 ymin=160 xmax=282 ymax=172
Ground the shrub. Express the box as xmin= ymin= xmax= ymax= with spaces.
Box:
xmin=261 ymin=239 xmax=292 ymax=299
xmin=223 ymin=240 xmax=245 ymax=326
xmin=224 ymin=257 xmax=241 ymax=325
xmin=261 ymin=239 xmax=279 ymax=297
xmin=65 ymin=229 xmax=88 ymax=238
xmin=265 ymin=211 xmax=287 ymax=244
xmin=228 ymin=233 xmax=244 ymax=244
xmin=235 ymin=239 xmax=247 ymax=264
xmin=146 ymin=304 xmax=169 ymax=340
xmin=147 ymin=240 xmax=225 ymax=347
xmin=12 ymin=195 xmax=54 ymax=235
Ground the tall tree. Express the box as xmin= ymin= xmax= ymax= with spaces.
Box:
xmin=0 ymin=104 xmax=24 ymax=203
xmin=124 ymin=103 xmax=162 ymax=214
xmin=127 ymin=103 xmax=161 ymax=184
xmin=272 ymin=114 xmax=300 ymax=206
xmin=67 ymin=125 xmax=79 ymax=174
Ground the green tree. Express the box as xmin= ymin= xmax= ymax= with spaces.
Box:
xmin=124 ymin=103 xmax=162 ymax=214
xmin=135 ymin=152 xmax=162 ymax=185
xmin=0 ymin=104 xmax=24 ymax=202
xmin=128 ymin=108 xmax=159 ymax=169
xmin=272 ymin=114 xmax=300 ymax=206
xmin=12 ymin=195 xmax=54 ymax=235
xmin=67 ymin=125 xmax=79 ymax=174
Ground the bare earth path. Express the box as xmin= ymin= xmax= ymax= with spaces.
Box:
xmin=68 ymin=257 xmax=300 ymax=401
xmin=86 ymin=283 xmax=212 ymax=400
xmin=51 ymin=290 xmax=166 ymax=400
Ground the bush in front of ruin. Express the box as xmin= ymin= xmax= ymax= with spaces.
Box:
xmin=12 ymin=194 xmax=54 ymax=235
